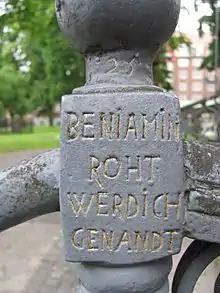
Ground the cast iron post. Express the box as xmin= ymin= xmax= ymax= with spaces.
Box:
xmin=0 ymin=1 xmax=220 ymax=291
xmin=57 ymin=1 xmax=183 ymax=292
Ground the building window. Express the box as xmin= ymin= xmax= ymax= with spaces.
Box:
xmin=190 ymin=46 xmax=197 ymax=57
xmin=179 ymin=82 xmax=188 ymax=91
xmin=192 ymin=94 xmax=203 ymax=100
xmin=192 ymin=58 xmax=202 ymax=68
xmin=178 ymin=58 xmax=189 ymax=68
xmin=178 ymin=46 xmax=189 ymax=57
xmin=179 ymin=70 xmax=188 ymax=80
xmin=207 ymin=84 xmax=215 ymax=92
xmin=192 ymin=83 xmax=203 ymax=92
xmin=179 ymin=94 xmax=188 ymax=100
xmin=205 ymin=71 xmax=215 ymax=82
xmin=192 ymin=70 xmax=203 ymax=80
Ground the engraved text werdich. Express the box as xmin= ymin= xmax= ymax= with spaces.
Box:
xmin=67 ymin=191 xmax=181 ymax=252
xmin=61 ymin=101 xmax=184 ymax=261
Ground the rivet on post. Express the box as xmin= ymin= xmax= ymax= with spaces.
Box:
xmin=56 ymin=1 xmax=184 ymax=293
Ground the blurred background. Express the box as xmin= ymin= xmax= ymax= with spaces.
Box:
xmin=0 ymin=1 xmax=220 ymax=293
xmin=0 ymin=0 xmax=220 ymax=152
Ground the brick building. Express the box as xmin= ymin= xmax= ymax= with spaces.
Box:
xmin=168 ymin=32 xmax=217 ymax=102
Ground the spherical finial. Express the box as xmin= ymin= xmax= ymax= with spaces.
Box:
xmin=56 ymin=0 xmax=180 ymax=55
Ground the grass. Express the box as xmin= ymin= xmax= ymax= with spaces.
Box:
xmin=0 ymin=126 xmax=60 ymax=152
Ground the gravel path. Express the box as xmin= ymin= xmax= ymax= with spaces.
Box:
xmin=0 ymin=149 xmax=51 ymax=170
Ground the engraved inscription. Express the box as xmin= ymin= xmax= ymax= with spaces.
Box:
xmin=88 ymin=155 xmax=160 ymax=188
xmin=66 ymin=111 xmax=180 ymax=141
xmin=67 ymin=191 xmax=147 ymax=219
xmin=61 ymin=94 xmax=184 ymax=262
xmin=66 ymin=190 xmax=183 ymax=221
xmin=153 ymin=193 xmax=182 ymax=220
xmin=71 ymin=228 xmax=180 ymax=253
xmin=66 ymin=112 xmax=78 ymax=139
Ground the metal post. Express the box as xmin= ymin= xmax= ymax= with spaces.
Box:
xmin=57 ymin=1 xmax=184 ymax=293
xmin=0 ymin=2 xmax=220 ymax=289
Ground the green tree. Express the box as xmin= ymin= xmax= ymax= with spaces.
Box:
xmin=154 ymin=34 xmax=191 ymax=90
xmin=153 ymin=5 xmax=191 ymax=90
xmin=1 ymin=0 xmax=85 ymax=126
xmin=0 ymin=0 xmax=190 ymax=128
xmin=154 ymin=33 xmax=191 ymax=91
xmin=0 ymin=65 xmax=31 ymax=132
xmin=0 ymin=19 xmax=33 ymax=131
xmin=194 ymin=0 xmax=219 ymax=71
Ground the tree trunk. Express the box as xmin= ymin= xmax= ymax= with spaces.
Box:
xmin=10 ymin=115 xmax=22 ymax=133
xmin=47 ymin=107 xmax=54 ymax=127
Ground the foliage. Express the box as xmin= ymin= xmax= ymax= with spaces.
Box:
xmin=194 ymin=0 xmax=220 ymax=70
xmin=0 ymin=64 xmax=30 ymax=116
xmin=0 ymin=0 xmax=190 ymax=132
xmin=0 ymin=0 xmax=85 ymax=127
xmin=0 ymin=17 xmax=30 ymax=119
xmin=154 ymin=34 xmax=191 ymax=90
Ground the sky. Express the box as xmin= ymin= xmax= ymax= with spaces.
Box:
xmin=178 ymin=0 xmax=212 ymax=33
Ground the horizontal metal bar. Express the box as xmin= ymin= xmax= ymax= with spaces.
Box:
xmin=184 ymin=141 xmax=220 ymax=243
xmin=0 ymin=141 xmax=219 ymax=242
xmin=0 ymin=149 xmax=60 ymax=232
xmin=184 ymin=141 xmax=220 ymax=188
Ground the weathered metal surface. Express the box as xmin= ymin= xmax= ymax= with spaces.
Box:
xmin=0 ymin=140 xmax=219 ymax=242
xmin=56 ymin=0 xmax=180 ymax=54
xmin=57 ymin=0 xmax=185 ymax=266
xmin=57 ymin=0 xmax=182 ymax=291
xmin=60 ymin=91 xmax=185 ymax=264
xmin=1 ymin=122 xmax=220 ymax=253
xmin=77 ymin=257 xmax=172 ymax=293
xmin=183 ymin=141 xmax=220 ymax=244
xmin=184 ymin=141 xmax=220 ymax=189
xmin=0 ymin=149 xmax=59 ymax=232
xmin=185 ymin=212 xmax=220 ymax=244
xmin=0 ymin=140 xmax=219 ymax=293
